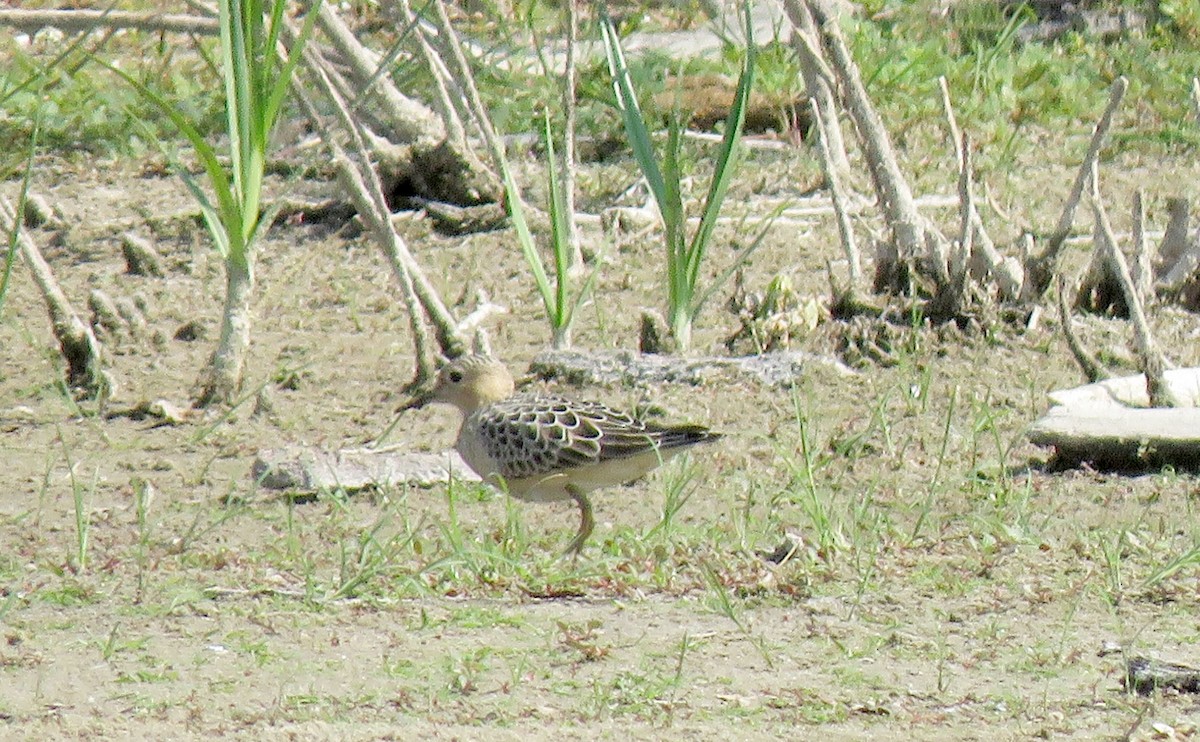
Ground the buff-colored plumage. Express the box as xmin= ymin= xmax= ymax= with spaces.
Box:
xmin=430 ymin=355 xmax=719 ymax=554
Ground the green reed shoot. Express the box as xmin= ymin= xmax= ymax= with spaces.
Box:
xmin=601 ymin=3 xmax=758 ymax=350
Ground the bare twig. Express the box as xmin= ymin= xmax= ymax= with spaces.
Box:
xmin=938 ymin=77 xmax=963 ymax=167
xmin=806 ymin=0 xmax=927 ymax=290
xmin=0 ymin=8 xmax=216 ymax=35
xmin=1056 ymin=273 xmax=1109 ymax=383
xmin=782 ymin=0 xmax=852 ymax=182
xmin=560 ymin=0 xmax=582 ymax=270
xmin=391 ymin=0 xmax=466 ymax=150
xmin=0 ymin=196 xmax=106 ymax=393
xmin=1192 ymin=77 xmax=1200 ymax=126
xmin=1089 ymin=165 xmax=1177 ymax=407
xmin=1130 ymin=189 xmax=1153 ymax=303
xmin=293 ymin=42 xmax=465 ymax=383
xmin=1027 ymin=76 xmax=1128 ymax=295
xmin=810 ymin=98 xmax=861 ymax=291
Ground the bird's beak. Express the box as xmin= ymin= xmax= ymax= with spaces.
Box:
xmin=397 ymin=385 xmax=437 ymax=414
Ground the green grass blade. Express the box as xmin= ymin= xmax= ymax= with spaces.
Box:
xmin=543 ymin=113 xmax=570 ymax=329
xmin=263 ymin=0 xmax=323 ymax=137
xmin=100 ymin=60 xmax=242 ymax=254
xmin=600 ymin=13 xmax=668 ymax=214
xmin=692 ymin=203 xmax=786 ymax=318
xmin=501 ymin=156 xmax=555 ymax=319
xmin=685 ymin=2 xmax=755 ymax=290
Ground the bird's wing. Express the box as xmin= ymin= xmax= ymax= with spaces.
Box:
xmin=474 ymin=395 xmax=666 ymax=480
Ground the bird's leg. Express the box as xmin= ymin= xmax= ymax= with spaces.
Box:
xmin=564 ymin=485 xmax=594 ymax=557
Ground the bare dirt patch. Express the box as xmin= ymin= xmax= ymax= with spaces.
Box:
xmin=3 ymin=138 xmax=1200 ymax=740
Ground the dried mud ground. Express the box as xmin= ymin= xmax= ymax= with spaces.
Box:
xmin=3 ymin=137 xmax=1200 ymax=741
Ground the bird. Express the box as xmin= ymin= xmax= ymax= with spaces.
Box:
xmin=425 ymin=355 xmax=720 ymax=555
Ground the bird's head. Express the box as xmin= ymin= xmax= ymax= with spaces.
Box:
xmin=428 ymin=355 xmax=515 ymax=414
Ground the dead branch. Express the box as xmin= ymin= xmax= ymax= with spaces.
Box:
xmin=782 ymin=0 xmax=852 ymax=183
xmin=810 ymin=98 xmax=862 ymax=296
xmin=292 ymin=41 xmax=466 ymax=385
xmin=1192 ymin=77 xmax=1200 ymax=126
xmin=1089 ymin=166 xmax=1178 ymax=407
xmin=1130 ymin=189 xmax=1153 ymax=303
xmin=1056 ymin=273 xmax=1109 ymax=383
xmin=0 ymin=8 xmax=216 ymax=35
xmin=1026 ymin=76 xmax=1128 ymax=296
xmin=0 ymin=196 xmax=106 ymax=394
xmin=805 ymin=0 xmax=935 ymax=294
xmin=1156 ymin=197 xmax=1192 ymax=281
xmin=938 ymin=77 xmax=963 ymax=167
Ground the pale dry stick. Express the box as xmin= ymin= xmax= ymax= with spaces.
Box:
xmin=938 ymin=77 xmax=963 ymax=167
xmin=1192 ymin=77 xmax=1200 ymax=125
xmin=1026 ymin=76 xmax=1128 ymax=296
xmin=939 ymin=83 xmax=1021 ymax=299
xmin=427 ymin=0 xmax=514 ymax=195
xmin=1055 ymin=273 xmax=1110 ymax=383
xmin=292 ymin=47 xmax=466 ymax=379
xmin=0 ymin=7 xmax=216 ymax=35
xmin=805 ymin=0 xmax=928 ymax=286
xmin=315 ymin=2 xmax=444 ymax=147
xmin=390 ymin=0 xmax=466 ymax=151
xmin=1130 ymin=189 xmax=1153 ymax=303
xmin=809 ymin=98 xmax=862 ymax=292
xmin=1089 ymin=165 xmax=1178 ymax=407
xmin=0 ymin=196 xmax=106 ymax=392
xmin=1156 ymin=198 xmax=1191 ymax=278
xmin=781 ymin=0 xmax=852 ymax=184
xmin=559 ymin=0 xmax=582 ymax=271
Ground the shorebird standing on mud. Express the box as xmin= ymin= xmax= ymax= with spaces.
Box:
xmin=425 ymin=355 xmax=721 ymax=555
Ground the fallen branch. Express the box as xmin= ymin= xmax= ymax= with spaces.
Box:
xmin=1026 ymin=76 xmax=1128 ymax=296
xmin=0 ymin=196 xmax=106 ymax=393
xmin=0 ymin=8 xmax=216 ymax=35
xmin=1089 ymin=166 xmax=1178 ymax=407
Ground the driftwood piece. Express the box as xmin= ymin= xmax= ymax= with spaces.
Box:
xmin=531 ymin=348 xmax=853 ymax=389
xmin=1029 ymin=368 xmax=1200 ymax=467
xmin=1126 ymin=655 xmax=1200 ymax=696
xmin=1029 ymin=407 xmax=1200 ymax=467
xmin=253 ymin=446 xmax=479 ymax=491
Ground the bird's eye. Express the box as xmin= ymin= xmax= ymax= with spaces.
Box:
xmin=448 ymin=369 xmax=464 ymax=383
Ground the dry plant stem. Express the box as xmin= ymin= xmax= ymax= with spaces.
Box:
xmin=428 ymin=0 xmax=506 ymax=179
xmin=807 ymin=0 xmax=925 ymax=279
xmin=1056 ymin=273 xmax=1109 ymax=383
xmin=1089 ymin=167 xmax=1177 ymax=407
xmin=0 ymin=8 xmax=216 ymax=35
xmin=810 ymin=98 xmax=861 ymax=290
xmin=1156 ymin=198 xmax=1191 ymax=281
xmin=1130 ymin=189 xmax=1153 ymax=303
xmin=0 ymin=196 xmax=104 ymax=391
xmin=560 ymin=0 xmax=582 ymax=271
xmin=938 ymin=77 xmax=963 ymax=167
xmin=297 ymin=84 xmax=439 ymax=382
xmin=391 ymin=0 xmax=466 ymax=150
xmin=1192 ymin=77 xmax=1200 ymax=125
xmin=782 ymin=0 xmax=851 ymax=181
xmin=293 ymin=51 xmax=464 ymax=374
xmin=1028 ymin=76 xmax=1127 ymax=292
xmin=315 ymin=3 xmax=444 ymax=147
